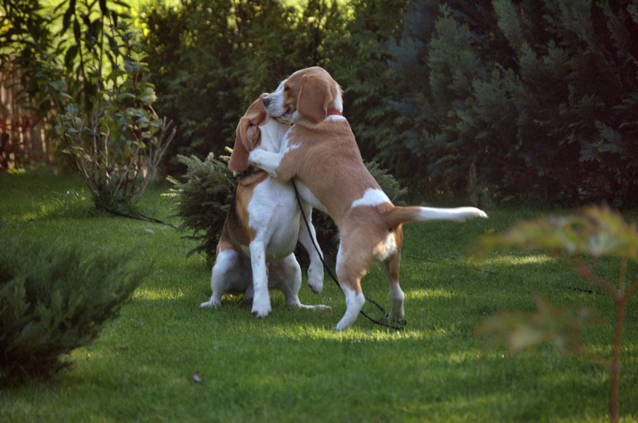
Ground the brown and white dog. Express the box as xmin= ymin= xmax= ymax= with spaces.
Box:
xmin=200 ymin=95 xmax=328 ymax=317
xmin=245 ymin=67 xmax=488 ymax=330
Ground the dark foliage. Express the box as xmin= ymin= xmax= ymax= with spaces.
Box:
xmin=0 ymin=240 xmax=150 ymax=385
xmin=0 ymin=0 xmax=52 ymax=93
xmin=324 ymin=0 xmax=417 ymax=185
xmin=391 ymin=0 xmax=638 ymax=207
xmin=6 ymin=0 xmax=638 ymax=208
xmin=143 ymin=0 xmax=345 ymax=174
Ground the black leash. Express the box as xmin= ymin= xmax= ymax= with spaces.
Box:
xmin=105 ymin=208 xmax=178 ymax=229
xmin=291 ymin=179 xmax=406 ymax=331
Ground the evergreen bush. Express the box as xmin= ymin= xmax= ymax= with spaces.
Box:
xmin=165 ymin=153 xmax=235 ymax=261
xmin=391 ymin=0 xmax=638 ymax=207
xmin=325 ymin=0 xmax=412 ymax=182
xmin=0 ymin=239 xmax=150 ymax=384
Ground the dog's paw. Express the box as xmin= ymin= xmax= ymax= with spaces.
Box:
xmin=251 ymin=297 xmax=272 ymax=318
xmin=251 ymin=307 xmax=272 ymax=318
xmin=307 ymin=266 xmax=324 ymax=294
xmin=307 ymin=278 xmax=324 ymax=295
xmin=387 ymin=310 xmax=405 ymax=321
xmin=334 ymin=318 xmax=354 ymax=331
xmin=200 ymin=298 xmax=221 ymax=309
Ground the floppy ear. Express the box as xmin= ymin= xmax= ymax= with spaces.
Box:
xmin=296 ymin=74 xmax=332 ymax=124
xmin=228 ymin=118 xmax=260 ymax=173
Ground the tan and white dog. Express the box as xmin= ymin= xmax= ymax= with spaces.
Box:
xmin=245 ymin=67 xmax=488 ymax=330
xmin=200 ymin=95 xmax=328 ymax=317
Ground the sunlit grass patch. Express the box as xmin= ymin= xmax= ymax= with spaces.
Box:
xmin=482 ymin=254 xmax=557 ymax=266
xmin=407 ymin=287 xmax=457 ymax=300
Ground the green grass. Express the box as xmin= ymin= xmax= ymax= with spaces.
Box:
xmin=1 ymin=171 xmax=637 ymax=422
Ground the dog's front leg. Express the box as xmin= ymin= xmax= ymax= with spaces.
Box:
xmin=249 ymin=241 xmax=272 ymax=318
xmin=248 ymin=149 xmax=282 ymax=180
xmin=296 ymin=203 xmax=325 ymax=295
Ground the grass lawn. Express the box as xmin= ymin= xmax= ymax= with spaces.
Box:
xmin=0 ymin=171 xmax=637 ymax=422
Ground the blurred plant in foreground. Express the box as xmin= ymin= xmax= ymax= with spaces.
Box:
xmin=472 ymin=205 xmax=638 ymax=423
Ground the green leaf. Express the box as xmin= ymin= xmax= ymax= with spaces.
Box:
xmin=65 ymin=103 xmax=79 ymax=115
xmin=37 ymin=96 xmax=52 ymax=108
xmin=123 ymin=61 xmax=141 ymax=76
xmin=64 ymin=45 xmax=78 ymax=68
xmin=73 ymin=18 xmax=81 ymax=42
xmin=116 ymin=93 xmax=136 ymax=100
xmin=62 ymin=0 xmax=76 ymax=32
xmin=138 ymin=87 xmax=157 ymax=105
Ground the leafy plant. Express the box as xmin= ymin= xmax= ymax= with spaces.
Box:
xmin=36 ymin=17 xmax=175 ymax=212
xmin=0 ymin=239 xmax=150 ymax=385
xmin=473 ymin=205 xmax=638 ymax=422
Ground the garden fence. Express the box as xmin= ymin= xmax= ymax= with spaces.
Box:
xmin=0 ymin=63 xmax=50 ymax=169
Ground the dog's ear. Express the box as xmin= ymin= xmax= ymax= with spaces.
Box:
xmin=228 ymin=117 xmax=260 ymax=173
xmin=296 ymin=74 xmax=332 ymax=124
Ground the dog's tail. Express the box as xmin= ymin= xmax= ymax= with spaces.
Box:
xmin=382 ymin=206 xmax=488 ymax=229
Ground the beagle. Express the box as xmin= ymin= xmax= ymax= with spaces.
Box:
xmin=245 ymin=67 xmax=488 ymax=330
xmin=200 ymin=95 xmax=328 ymax=317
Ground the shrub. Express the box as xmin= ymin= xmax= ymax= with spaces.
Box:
xmin=0 ymin=239 xmax=150 ymax=385
xmin=165 ymin=153 xmax=235 ymax=262
xmin=391 ymin=0 xmax=638 ymax=207
xmin=35 ymin=17 xmax=176 ymax=213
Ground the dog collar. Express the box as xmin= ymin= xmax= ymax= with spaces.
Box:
xmin=290 ymin=109 xmax=343 ymax=127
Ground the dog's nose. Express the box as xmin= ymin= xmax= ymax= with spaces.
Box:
xmin=263 ymin=97 xmax=271 ymax=107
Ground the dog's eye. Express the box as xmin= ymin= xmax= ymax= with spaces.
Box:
xmin=284 ymin=87 xmax=290 ymax=92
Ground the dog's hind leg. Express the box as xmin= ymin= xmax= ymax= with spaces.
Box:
xmin=201 ymin=249 xmax=248 ymax=308
xmin=380 ymin=251 xmax=405 ymax=321
xmin=333 ymin=242 xmax=369 ymax=331
xmin=269 ymin=253 xmax=303 ymax=306
xmin=270 ymin=254 xmax=330 ymax=310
